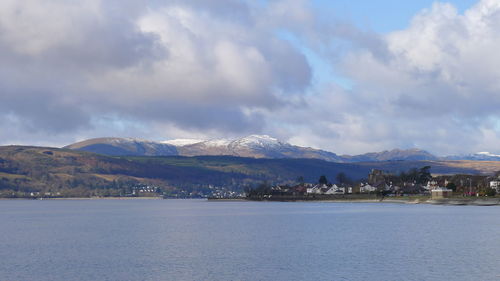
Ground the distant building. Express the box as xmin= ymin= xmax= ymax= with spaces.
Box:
xmin=324 ymin=184 xmax=338 ymax=195
xmin=373 ymin=181 xmax=390 ymax=192
xmin=294 ymin=185 xmax=308 ymax=195
xmin=368 ymin=169 xmax=385 ymax=185
xmin=359 ymin=183 xmax=376 ymax=193
xmin=402 ymin=183 xmax=426 ymax=194
xmin=490 ymin=180 xmax=500 ymax=193
xmin=425 ymin=180 xmax=439 ymax=191
xmin=306 ymin=185 xmax=323 ymax=195
xmin=325 ymin=185 xmax=345 ymax=195
xmin=431 ymin=187 xmax=452 ymax=199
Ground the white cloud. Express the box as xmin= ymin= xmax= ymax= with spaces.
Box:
xmin=0 ymin=0 xmax=311 ymax=145
xmin=265 ymin=0 xmax=500 ymax=155
xmin=2 ymin=0 xmax=500 ymax=156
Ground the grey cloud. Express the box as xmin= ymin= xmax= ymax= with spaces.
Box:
xmin=169 ymin=0 xmax=253 ymax=24
xmin=0 ymin=2 xmax=165 ymax=70
xmin=119 ymin=101 xmax=266 ymax=134
xmin=4 ymin=0 xmax=500 ymax=157
xmin=0 ymin=0 xmax=312 ymax=145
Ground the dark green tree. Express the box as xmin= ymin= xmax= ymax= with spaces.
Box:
xmin=318 ymin=175 xmax=328 ymax=185
xmin=417 ymin=166 xmax=432 ymax=184
xmin=484 ymin=187 xmax=496 ymax=197
xmin=336 ymin=172 xmax=352 ymax=185
xmin=297 ymin=176 xmax=305 ymax=184
xmin=446 ymin=182 xmax=457 ymax=191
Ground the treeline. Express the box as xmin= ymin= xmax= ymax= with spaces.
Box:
xmin=0 ymin=147 xmax=265 ymax=198
xmin=1 ymin=146 xmax=498 ymax=198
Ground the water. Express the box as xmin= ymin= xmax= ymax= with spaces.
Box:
xmin=0 ymin=199 xmax=499 ymax=281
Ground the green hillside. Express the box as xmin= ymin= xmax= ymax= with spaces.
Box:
xmin=0 ymin=146 xmax=493 ymax=198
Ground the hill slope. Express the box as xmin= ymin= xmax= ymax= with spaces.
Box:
xmin=65 ymin=137 xmax=178 ymax=156
xmin=341 ymin=148 xmax=438 ymax=162
xmin=66 ymin=135 xmax=443 ymax=162
xmin=66 ymin=135 xmax=343 ymax=161
xmin=65 ymin=135 xmax=500 ymax=163
xmin=176 ymin=135 xmax=342 ymax=161
xmin=0 ymin=146 xmax=362 ymax=197
xmin=2 ymin=145 xmax=497 ymax=198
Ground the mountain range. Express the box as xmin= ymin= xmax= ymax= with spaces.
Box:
xmin=2 ymin=145 xmax=498 ymax=198
xmin=64 ymin=135 xmax=500 ymax=162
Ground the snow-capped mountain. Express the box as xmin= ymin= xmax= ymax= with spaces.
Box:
xmin=65 ymin=135 xmax=343 ymax=161
xmin=161 ymin=139 xmax=204 ymax=146
xmin=176 ymin=135 xmax=343 ymax=161
xmin=64 ymin=135 xmax=500 ymax=163
xmin=444 ymin=152 xmax=500 ymax=161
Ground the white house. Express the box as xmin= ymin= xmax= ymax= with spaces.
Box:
xmin=431 ymin=187 xmax=452 ymax=199
xmin=490 ymin=180 xmax=500 ymax=192
xmin=360 ymin=183 xmax=376 ymax=193
xmin=325 ymin=185 xmax=346 ymax=195
xmin=324 ymin=184 xmax=339 ymax=195
xmin=306 ymin=184 xmax=324 ymax=195
xmin=425 ymin=180 xmax=438 ymax=191
xmin=336 ymin=187 xmax=346 ymax=194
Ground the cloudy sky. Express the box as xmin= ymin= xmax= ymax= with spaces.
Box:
xmin=1 ymin=0 xmax=500 ymax=155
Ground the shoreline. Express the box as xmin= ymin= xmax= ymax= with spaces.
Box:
xmin=239 ymin=197 xmax=500 ymax=206
xmin=2 ymin=197 xmax=499 ymax=206
xmin=0 ymin=196 xmax=163 ymax=200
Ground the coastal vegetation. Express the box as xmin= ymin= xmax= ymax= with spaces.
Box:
xmin=1 ymin=145 xmax=499 ymax=199
xmin=245 ymin=167 xmax=499 ymax=202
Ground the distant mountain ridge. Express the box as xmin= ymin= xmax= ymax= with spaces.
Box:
xmin=341 ymin=148 xmax=438 ymax=162
xmin=4 ymin=145 xmax=498 ymax=199
xmin=64 ymin=135 xmax=500 ymax=162
xmin=64 ymin=137 xmax=178 ymax=156
xmin=65 ymin=135 xmax=343 ymax=162
xmin=173 ymin=135 xmax=343 ymax=162
xmin=444 ymin=152 xmax=500 ymax=161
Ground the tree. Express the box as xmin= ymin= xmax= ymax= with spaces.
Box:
xmin=417 ymin=166 xmax=432 ymax=184
xmin=318 ymin=175 xmax=328 ymax=185
xmin=336 ymin=172 xmax=351 ymax=185
xmin=484 ymin=187 xmax=496 ymax=197
xmin=296 ymin=176 xmax=305 ymax=184
xmin=446 ymin=182 xmax=457 ymax=192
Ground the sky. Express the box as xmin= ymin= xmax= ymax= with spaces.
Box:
xmin=1 ymin=0 xmax=500 ymax=156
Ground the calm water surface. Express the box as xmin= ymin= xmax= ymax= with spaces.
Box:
xmin=0 ymin=199 xmax=499 ymax=281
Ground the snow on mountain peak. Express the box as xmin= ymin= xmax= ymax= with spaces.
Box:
xmin=202 ymin=138 xmax=233 ymax=147
xmin=162 ymin=135 xmax=286 ymax=149
xmin=162 ymin=139 xmax=205 ymax=146
xmin=244 ymin=135 xmax=278 ymax=141
xmin=476 ymin=151 xmax=500 ymax=157
xmin=234 ymin=135 xmax=283 ymax=148
xmin=108 ymin=137 xmax=153 ymax=145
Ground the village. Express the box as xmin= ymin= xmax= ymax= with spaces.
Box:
xmin=245 ymin=167 xmax=500 ymax=203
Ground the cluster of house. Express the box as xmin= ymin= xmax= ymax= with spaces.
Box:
xmin=266 ymin=169 xmax=500 ymax=199
xmin=131 ymin=184 xmax=160 ymax=195
xmin=29 ymin=191 xmax=62 ymax=197
xmin=269 ymin=183 xmax=373 ymax=196
xmin=305 ymin=184 xmax=353 ymax=195
xmin=305 ymin=183 xmax=381 ymax=195
xmin=209 ymin=187 xmax=242 ymax=199
xmin=267 ymin=181 xmax=453 ymax=199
